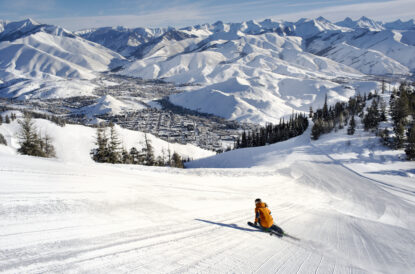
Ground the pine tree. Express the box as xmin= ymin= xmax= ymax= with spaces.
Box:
xmin=309 ymin=106 xmax=313 ymax=118
xmin=390 ymin=88 xmax=397 ymax=112
xmin=379 ymin=98 xmax=387 ymax=121
xmin=368 ymin=92 xmax=373 ymax=100
xmin=349 ymin=97 xmax=357 ymax=115
xmin=155 ymin=156 xmax=165 ymax=166
xmin=347 ymin=115 xmax=356 ymax=135
xmin=171 ymin=152 xmax=184 ymax=168
xmin=5 ymin=115 xmax=10 ymax=124
xmin=0 ymin=115 xmax=3 ymax=125
xmin=92 ymin=126 xmax=109 ymax=163
xmin=391 ymin=84 xmax=409 ymax=125
xmin=167 ymin=145 xmax=172 ymax=166
xmin=394 ymin=121 xmax=405 ymax=149
xmin=108 ymin=124 xmax=122 ymax=164
xmin=405 ymin=124 xmax=415 ymax=160
xmin=363 ymin=99 xmax=380 ymax=131
xmin=161 ymin=148 xmax=167 ymax=165
xmin=129 ymin=147 xmax=140 ymax=164
xmin=241 ymin=131 xmax=247 ymax=148
xmin=235 ymin=137 xmax=240 ymax=149
xmin=43 ymin=134 xmax=56 ymax=158
xmin=356 ymin=93 xmax=365 ymax=115
xmin=122 ymin=148 xmax=133 ymax=164
xmin=0 ymin=133 xmax=6 ymax=145
xmin=380 ymin=128 xmax=391 ymax=146
xmin=311 ymin=119 xmax=323 ymax=140
xmin=142 ymin=134 xmax=155 ymax=166
xmin=17 ymin=114 xmax=44 ymax=157
xmin=322 ymin=94 xmax=329 ymax=120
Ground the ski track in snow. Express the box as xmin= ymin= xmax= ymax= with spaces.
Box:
xmin=1 ymin=125 xmax=415 ymax=273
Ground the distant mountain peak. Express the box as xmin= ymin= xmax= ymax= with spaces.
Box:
xmin=295 ymin=18 xmax=308 ymax=24
xmin=213 ymin=20 xmax=224 ymax=26
xmin=336 ymin=16 xmax=384 ymax=31
xmin=0 ymin=18 xmax=77 ymax=42
xmin=384 ymin=18 xmax=415 ymax=30
xmin=316 ymin=16 xmax=331 ymax=23
xmin=23 ymin=18 xmax=40 ymax=25
xmin=359 ymin=16 xmax=372 ymax=21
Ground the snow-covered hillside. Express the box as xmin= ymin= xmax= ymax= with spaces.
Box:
xmin=1 ymin=115 xmax=414 ymax=273
xmin=75 ymin=95 xmax=147 ymax=117
xmin=0 ymin=19 xmax=125 ymax=100
xmin=0 ymin=112 xmax=214 ymax=162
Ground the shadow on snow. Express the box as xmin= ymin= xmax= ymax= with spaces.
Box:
xmin=195 ymin=219 xmax=259 ymax=232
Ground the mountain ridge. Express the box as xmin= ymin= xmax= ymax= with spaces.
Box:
xmin=0 ymin=16 xmax=414 ymax=123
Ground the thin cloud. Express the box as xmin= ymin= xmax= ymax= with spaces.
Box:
xmin=272 ymin=0 xmax=415 ymax=22
xmin=1 ymin=0 xmax=55 ymax=11
xmin=285 ymin=0 xmax=350 ymax=8
xmin=41 ymin=7 xmax=207 ymax=30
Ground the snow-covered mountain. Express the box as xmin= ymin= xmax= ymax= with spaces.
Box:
xmin=92 ymin=17 xmax=413 ymax=123
xmin=0 ymin=18 xmax=125 ymax=80
xmin=0 ymin=18 xmax=74 ymax=42
xmin=0 ymin=19 xmax=125 ymax=99
xmin=384 ymin=19 xmax=415 ymax=30
xmin=336 ymin=16 xmax=384 ymax=31
xmin=76 ymin=26 xmax=168 ymax=57
xmin=1 ymin=17 xmax=415 ymax=122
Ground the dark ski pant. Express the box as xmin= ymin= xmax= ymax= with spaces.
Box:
xmin=260 ymin=224 xmax=284 ymax=234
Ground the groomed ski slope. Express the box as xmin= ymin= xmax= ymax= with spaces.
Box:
xmin=1 ymin=125 xmax=415 ymax=273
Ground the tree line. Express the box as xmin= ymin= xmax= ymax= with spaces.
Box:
xmin=311 ymin=82 xmax=415 ymax=160
xmin=311 ymin=93 xmax=367 ymax=140
xmin=0 ymin=112 xmax=18 ymax=125
xmin=0 ymin=106 xmax=66 ymax=127
xmin=90 ymin=123 xmax=186 ymax=168
xmin=234 ymin=113 xmax=308 ymax=149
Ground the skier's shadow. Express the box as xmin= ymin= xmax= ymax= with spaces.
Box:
xmin=195 ymin=218 xmax=259 ymax=232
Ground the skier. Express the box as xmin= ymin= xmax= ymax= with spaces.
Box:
xmin=252 ymin=198 xmax=284 ymax=235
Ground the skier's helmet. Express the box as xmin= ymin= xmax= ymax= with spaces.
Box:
xmin=255 ymin=198 xmax=262 ymax=204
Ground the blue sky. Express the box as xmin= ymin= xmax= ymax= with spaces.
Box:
xmin=1 ymin=0 xmax=414 ymax=30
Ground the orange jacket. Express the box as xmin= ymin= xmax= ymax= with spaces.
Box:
xmin=255 ymin=202 xmax=274 ymax=228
